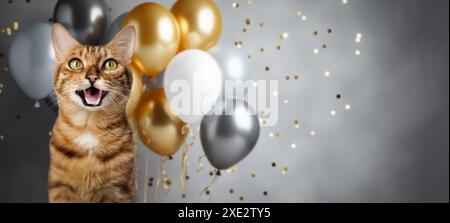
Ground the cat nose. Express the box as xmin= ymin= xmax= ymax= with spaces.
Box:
xmin=86 ymin=74 xmax=98 ymax=84
xmin=86 ymin=66 xmax=99 ymax=84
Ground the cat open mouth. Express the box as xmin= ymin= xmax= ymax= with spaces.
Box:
xmin=75 ymin=87 xmax=108 ymax=107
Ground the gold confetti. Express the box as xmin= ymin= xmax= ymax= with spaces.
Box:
xmin=1 ymin=29 xmax=4 ymax=33
xmin=260 ymin=47 xmax=265 ymax=52
xmin=242 ymin=28 xmax=247 ymax=33
xmin=294 ymin=75 xmax=299 ymax=80
xmin=234 ymin=40 xmax=243 ymax=48
xmin=322 ymin=44 xmax=327 ymax=49
xmin=247 ymin=0 xmax=253 ymax=5
xmin=280 ymin=32 xmax=289 ymax=40
xmin=259 ymin=22 xmax=264 ymax=28
xmin=271 ymin=162 xmax=276 ymax=167
xmin=282 ymin=166 xmax=289 ymax=175
xmin=181 ymin=193 xmax=186 ymax=199
xmin=6 ymin=27 xmax=12 ymax=36
xmin=285 ymin=76 xmax=290 ymax=80
xmin=247 ymin=54 xmax=252 ymax=59
xmin=229 ymin=188 xmax=234 ymax=194
xmin=13 ymin=21 xmax=19 ymax=31
xmin=313 ymin=31 xmax=319 ymax=36
xmin=0 ymin=134 xmax=4 ymax=141
xmin=263 ymin=191 xmax=268 ymax=196
xmin=4 ymin=66 xmax=9 ymax=72
xmin=294 ymin=120 xmax=300 ymax=128
xmin=274 ymin=132 xmax=280 ymax=137
xmin=297 ymin=11 xmax=303 ymax=16
xmin=265 ymin=66 xmax=270 ymax=71
xmin=226 ymin=166 xmax=237 ymax=173
xmin=239 ymin=196 xmax=244 ymax=201
xmin=276 ymin=45 xmax=281 ymax=50
xmin=245 ymin=18 xmax=251 ymax=25
xmin=251 ymin=172 xmax=256 ymax=178
xmin=48 ymin=131 xmax=52 ymax=136
xmin=327 ymin=28 xmax=333 ymax=34
xmin=232 ymin=2 xmax=240 ymax=8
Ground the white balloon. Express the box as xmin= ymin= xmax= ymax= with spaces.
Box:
xmin=163 ymin=49 xmax=222 ymax=124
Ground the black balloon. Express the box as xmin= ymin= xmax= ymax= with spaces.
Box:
xmin=53 ymin=0 xmax=109 ymax=45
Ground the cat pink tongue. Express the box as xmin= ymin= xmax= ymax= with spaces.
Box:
xmin=84 ymin=87 xmax=102 ymax=105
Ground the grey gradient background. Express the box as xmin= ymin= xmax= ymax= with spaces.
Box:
xmin=0 ymin=0 xmax=448 ymax=203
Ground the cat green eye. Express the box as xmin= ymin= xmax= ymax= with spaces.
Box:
xmin=104 ymin=59 xmax=118 ymax=71
xmin=68 ymin=58 xmax=83 ymax=71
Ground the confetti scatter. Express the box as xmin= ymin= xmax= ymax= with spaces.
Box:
xmin=0 ymin=134 xmax=4 ymax=141
xmin=355 ymin=50 xmax=361 ymax=56
xmin=263 ymin=191 xmax=268 ymax=196
xmin=232 ymin=2 xmax=239 ymax=8
xmin=245 ymin=18 xmax=251 ymax=25
xmin=345 ymin=104 xmax=351 ymax=110
xmin=355 ymin=33 xmax=363 ymax=43
xmin=280 ymin=32 xmax=289 ymax=40
xmin=271 ymin=162 xmax=276 ymax=167
xmin=313 ymin=48 xmax=319 ymax=54
xmin=229 ymin=188 xmax=234 ymax=194
xmin=324 ymin=70 xmax=331 ymax=77
xmin=13 ymin=21 xmax=19 ymax=31
xmin=342 ymin=0 xmax=348 ymax=4
xmin=310 ymin=130 xmax=316 ymax=136
xmin=226 ymin=166 xmax=237 ymax=173
xmin=251 ymin=172 xmax=256 ymax=178
xmin=330 ymin=110 xmax=337 ymax=116
xmin=336 ymin=94 xmax=341 ymax=99
xmin=234 ymin=40 xmax=243 ymax=48
xmin=239 ymin=196 xmax=244 ymax=201
xmin=291 ymin=143 xmax=297 ymax=149
xmin=281 ymin=166 xmax=289 ymax=175
xmin=293 ymin=120 xmax=300 ymax=128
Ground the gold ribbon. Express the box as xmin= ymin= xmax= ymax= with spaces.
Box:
xmin=179 ymin=124 xmax=195 ymax=191
xmin=200 ymin=169 xmax=221 ymax=196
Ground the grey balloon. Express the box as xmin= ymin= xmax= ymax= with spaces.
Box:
xmin=53 ymin=0 xmax=109 ymax=45
xmin=104 ymin=12 xmax=127 ymax=43
xmin=200 ymin=99 xmax=260 ymax=170
xmin=8 ymin=23 xmax=55 ymax=100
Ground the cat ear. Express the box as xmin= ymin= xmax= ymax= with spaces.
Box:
xmin=51 ymin=23 xmax=81 ymax=62
xmin=107 ymin=26 xmax=136 ymax=64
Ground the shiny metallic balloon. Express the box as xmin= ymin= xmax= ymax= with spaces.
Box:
xmin=8 ymin=23 xmax=55 ymax=100
xmin=200 ymin=99 xmax=260 ymax=170
xmin=53 ymin=0 xmax=109 ymax=45
xmin=104 ymin=11 xmax=127 ymax=43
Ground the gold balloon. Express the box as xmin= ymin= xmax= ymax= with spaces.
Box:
xmin=126 ymin=64 xmax=144 ymax=131
xmin=135 ymin=88 xmax=187 ymax=156
xmin=171 ymin=0 xmax=222 ymax=51
xmin=123 ymin=3 xmax=180 ymax=77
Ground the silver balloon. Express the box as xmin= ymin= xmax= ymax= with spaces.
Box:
xmin=104 ymin=11 xmax=127 ymax=43
xmin=9 ymin=23 xmax=55 ymax=100
xmin=200 ymin=99 xmax=260 ymax=170
xmin=53 ymin=0 xmax=109 ymax=45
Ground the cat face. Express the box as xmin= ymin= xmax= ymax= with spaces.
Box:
xmin=51 ymin=24 xmax=136 ymax=111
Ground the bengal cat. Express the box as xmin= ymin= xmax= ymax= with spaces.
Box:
xmin=48 ymin=24 xmax=137 ymax=202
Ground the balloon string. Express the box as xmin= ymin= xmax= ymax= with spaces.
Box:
xmin=200 ymin=169 xmax=221 ymax=196
xmin=153 ymin=156 xmax=168 ymax=203
xmin=179 ymin=124 xmax=195 ymax=192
